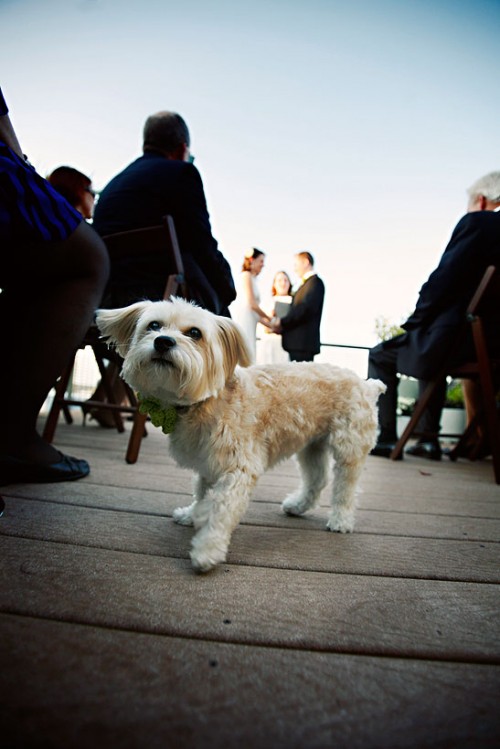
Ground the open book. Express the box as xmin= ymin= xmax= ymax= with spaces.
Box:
xmin=274 ymin=299 xmax=292 ymax=319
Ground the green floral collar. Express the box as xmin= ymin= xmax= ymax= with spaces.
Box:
xmin=138 ymin=395 xmax=179 ymax=434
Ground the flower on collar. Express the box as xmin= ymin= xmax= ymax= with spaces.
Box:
xmin=138 ymin=395 xmax=178 ymax=434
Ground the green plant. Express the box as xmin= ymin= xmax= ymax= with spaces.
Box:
xmin=445 ymin=380 xmax=465 ymax=408
xmin=374 ymin=316 xmax=405 ymax=342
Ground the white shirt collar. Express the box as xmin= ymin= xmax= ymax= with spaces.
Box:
xmin=302 ymin=270 xmax=316 ymax=282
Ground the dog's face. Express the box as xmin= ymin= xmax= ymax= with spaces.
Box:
xmin=96 ymin=298 xmax=252 ymax=406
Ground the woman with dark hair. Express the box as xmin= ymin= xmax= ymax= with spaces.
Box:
xmin=47 ymin=165 xmax=96 ymax=220
xmin=47 ymin=166 xmax=118 ymax=427
xmin=230 ymin=248 xmax=272 ymax=362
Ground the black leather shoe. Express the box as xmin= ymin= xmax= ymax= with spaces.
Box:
xmin=0 ymin=452 xmax=90 ymax=485
xmin=405 ymin=442 xmax=442 ymax=461
xmin=370 ymin=442 xmax=403 ymax=460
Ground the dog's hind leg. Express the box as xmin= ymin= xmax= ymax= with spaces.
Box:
xmin=326 ymin=450 xmax=365 ymax=533
xmin=173 ymin=475 xmax=210 ymax=527
xmin=282 ymin=438 xmax=330 ymax=517
xmin=190 ymin=470 xmax=256 ymax=572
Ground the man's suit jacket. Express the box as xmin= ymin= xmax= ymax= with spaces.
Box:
xmin=281 ymin=274 xmax=325 ymax=355
xmin=393 ymin=210 xmax=500 ymax=379
xmin=93 ymin=151 xmax=236 ymax=315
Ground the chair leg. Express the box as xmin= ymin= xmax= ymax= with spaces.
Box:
xmin=93 ymin=352 xmax=125 ymax=432
xmin=390 ymin=381 xmax=438 ymax=460
xmin=480 ymin=383 xmax=500 ymax=484
xmin=448 ymin=416 xmax=480 ymax=461
xmin=472 ymin=320 xmax=500 ymax=484
xmin=42 ymin=354 xmax=77 ymax=443
xmin=62 ymin=404 xmax=74 ymax=425
xmin=126 ymin=412 xmax=149 ymax=464
xmin=43 ymin=332 xmax=151 ymax=463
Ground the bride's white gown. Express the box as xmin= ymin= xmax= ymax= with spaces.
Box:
xmin=230 ymin=271 xmax=260 ymax=362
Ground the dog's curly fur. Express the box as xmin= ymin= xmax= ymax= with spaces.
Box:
xmin=96 ymin=298 xmax=385 ymax=572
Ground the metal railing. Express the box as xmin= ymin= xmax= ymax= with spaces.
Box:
xmin=69 ymin=340 xmax=373 ymax=401
xmin=320 ymin=342 xmax=370 ymax=351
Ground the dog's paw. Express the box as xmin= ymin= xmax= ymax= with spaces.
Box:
xmin=173 ymin=504 xmax=195 ymax=526
xmin=282 ymin=494 xmax=308 ymax=517
xmin=190 ymin=534 xmax=228 ymax=573
xmin=326 ymin=509 xmax=354 ymax=533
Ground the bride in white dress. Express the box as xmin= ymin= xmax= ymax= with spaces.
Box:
xmin=230 ymin=248 xmax=272 ymax=362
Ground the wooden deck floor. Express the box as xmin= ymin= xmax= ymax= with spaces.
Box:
xmin=1 ymin=415 xmax=500 ymax=748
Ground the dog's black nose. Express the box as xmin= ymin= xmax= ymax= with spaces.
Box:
xmin=154 ymin=335 xmax=176 ymax=353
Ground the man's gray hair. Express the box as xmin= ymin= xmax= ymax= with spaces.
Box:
xmin=467 ymin=171 xmax=500 ymax=202
xmin=143 ymin=111 xmax=190 ymax=154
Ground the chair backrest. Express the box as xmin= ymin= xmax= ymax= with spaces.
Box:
xmin=466 ymin=265 xmax=500 ymax=322
xmin=102 ymin=214 xmax=186 ymax=301
xmin=462 ymin=265 xmax=500 ymax=393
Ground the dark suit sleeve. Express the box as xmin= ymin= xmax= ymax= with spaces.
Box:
xmin=173 ymin=165 xmax=236 ymax=308
xmin=403 ymin=213 xmax=493 ymax=330
xmin=0 ymin=88 xmax=8 ymax=115
xmin=281 ymin=276 xmax=325 ymax=330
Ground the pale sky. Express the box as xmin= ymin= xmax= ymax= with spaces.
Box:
xmin=2 ymin=0 xmax=499 ymax=373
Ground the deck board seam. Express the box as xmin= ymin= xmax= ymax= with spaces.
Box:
xmin=2 ymin=609 xmax=499 ymax=667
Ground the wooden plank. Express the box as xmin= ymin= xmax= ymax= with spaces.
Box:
xmin=6 ymin=480 xmax=500 ymax=521
xmin=72 ymin=459 xmax=500 ymax=503
xmin=1 ymin=498 xmax=499 ymax=582
xmin=1 ymin=537 xmax=499 ymax=662
xmin=43 ymin=418 xmax=500 ymax=501
xmin=1 ymin=612 xmax=499 ymax=749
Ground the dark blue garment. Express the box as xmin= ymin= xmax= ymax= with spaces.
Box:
xmin=0 ymin=141 xmax=81 ymax=243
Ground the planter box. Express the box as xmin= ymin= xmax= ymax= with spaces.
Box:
xmin=397 ymin=415 xmax=411 ymax=437
xmin=440 ymin=408 xmax=466 ymax=436
xmin=397 ymin=409 xmax=466 ymax=439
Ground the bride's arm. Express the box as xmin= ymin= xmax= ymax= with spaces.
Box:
xmin=241 ymin=272 xmax=271 ymax=324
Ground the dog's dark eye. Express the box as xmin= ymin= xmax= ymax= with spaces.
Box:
xmin=147 ymin=321 xmax=162 ymax=331
xmin=186 ymin=327 xmax=202 ymax=340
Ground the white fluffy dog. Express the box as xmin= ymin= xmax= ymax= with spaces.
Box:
xmin=96 ymin=298 xmax=385 ymax=572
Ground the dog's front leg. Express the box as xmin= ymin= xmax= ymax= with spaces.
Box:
xmin=190 ymin=470 xmax=255 ymax=573
xmin=327 ymin=458 xmax=365 ymax=533
xmin=173 ymin=475 xmax=211 ymax=527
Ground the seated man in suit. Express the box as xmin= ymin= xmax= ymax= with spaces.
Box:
xmin=93 ymin=110 xmax=236 ymax=316
xmin=271 ymin=252 xmax=325 ymax=362
xmin=369 ymin=170 xmax=500 ymax=460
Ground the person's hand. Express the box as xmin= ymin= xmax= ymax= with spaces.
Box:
xmin=259 ymin=314 xmax=272 ymax=328
xmin=270 ymin=317 xmax=282 ymax=333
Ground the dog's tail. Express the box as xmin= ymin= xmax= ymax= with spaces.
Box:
xmin=364 ymin=378 xmax=386 ymax=404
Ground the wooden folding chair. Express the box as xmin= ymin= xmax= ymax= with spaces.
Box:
xmin=43 ymin=215 xmax=186 ymax=464
xmin=390 ymin=265 xmax=500 ymax=483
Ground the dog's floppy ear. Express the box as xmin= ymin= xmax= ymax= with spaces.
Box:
xmin=216 ymin=317 xmax=252 ymax=377
xmin=95 ymin=301 xmax=149 ymax=358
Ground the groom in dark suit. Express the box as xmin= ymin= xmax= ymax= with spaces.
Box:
xmin=369 ymin=170 xmax=500 ymax=460
xmin=272 ymin=252 xmax=325 ymax=361
xmin=93 ymin=110 xmax=235 ymax=317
